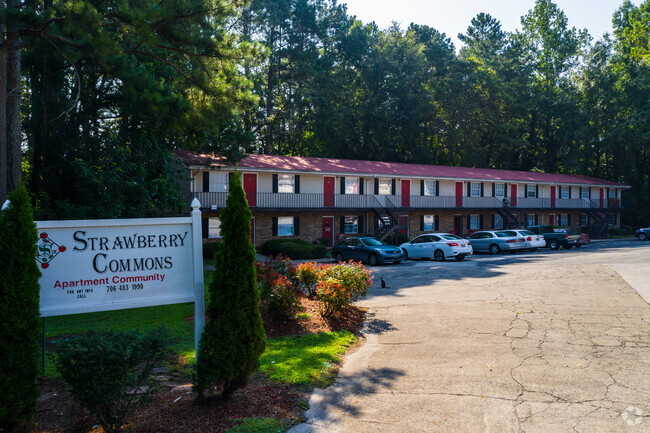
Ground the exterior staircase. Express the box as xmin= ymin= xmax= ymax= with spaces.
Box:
xmin=372 ymin=196 xmax=407 ymax=242
xmin=585 ymin=201 xmax=609 ymax=238
xmin=495 ymin=198 xmax=521 ymax=229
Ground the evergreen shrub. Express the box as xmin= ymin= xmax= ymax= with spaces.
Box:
xmin=202 ymin=241 xmax=221 ymax=260
xmin=0 ymin=184 xmax=42 ymax=431
xmin=55 ymin=328 xmax=170 ymax=433
xmin=195 ymin=171 xmax=266 ymax=400
xmin=262 ymin=239 xmax=327 ymax=259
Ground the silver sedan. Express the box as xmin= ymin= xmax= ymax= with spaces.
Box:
xmin=466 ymin=231 xmax=527 ymax=254
xmin=400 ymin=233 xmax=473 ymax=261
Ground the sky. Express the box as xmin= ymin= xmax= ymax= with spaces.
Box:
xmin=341 ymin=0 xmax=628 ymax=49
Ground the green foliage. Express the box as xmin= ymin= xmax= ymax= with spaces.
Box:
xmin=313 ymin=237 xmax=330 ymax=246
xmin=295 ymin=262 xmax=321 ymax=296
xmin=265 ymin=276 xmax=302 ymax=322
xmin=316 ymin=279 xmax=351 ymax=316
xmin=227 ymin=417 xmax=289 ymax=433
xmin=259 ymin=331 xmax=357 ymax=387
xmin=262 ymin=240 xmax=327 ymax=259
xmin=195 ymin=172 xmax=266 ymax=400
xmin=203 ymin=242 xmax=221 ymax=260
xmin=317 ymin=262 xmax=373 ymax=302
xmin=0 ymin=184 xmax=41 ymax=431
xmin=54 ymin=328 xmax=170 ymax=433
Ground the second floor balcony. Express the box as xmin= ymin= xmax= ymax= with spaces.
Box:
xmin=193 ymin=192 xmax=620 ymax=212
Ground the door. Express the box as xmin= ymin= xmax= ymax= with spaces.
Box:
xmin=549 ymin=214 xmax=555 ymax=226
xmin=324 ymin=176 xmax=335 ymax=207
xmin=550 ymin=186 xmax=556 ymax=208
xmin=401 ymin=180 xmax=410 ymax=207
xmin=510 ymin=184 xmax=518 ymax=207
xmin=454 ymin=215 xmax=462 ymax=236
xmin=399 ymin=215 xmax=409 ymax=236
xmin=243 ymin=173 xmax=257 ymax=207
xmin=455 ymin=182 xmax=463 ymax=207
xmin=600 ymin=188 xmax=605 ymax=208
xmin=321 ymin=217 xmax=334 ymax=247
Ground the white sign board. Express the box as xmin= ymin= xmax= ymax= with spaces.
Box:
xmin=32 ymin=199 xmax=206 ymax=355
xmin=37 ymin=217 xmax=196 ymax=317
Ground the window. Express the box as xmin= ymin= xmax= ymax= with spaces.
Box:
xmin=278 ymin=175 xmax=295 ymax=193
xmin=414 ymin=236 xmax=431 ymax=244
xmin=494 ymin=214 xmax=504 ymax=229
xmin=208 ymin=218 xmax=221 ymax=238
xmin=277 ymin=216 xmax=294 ymax=236
xmin=608 ymin=188 xmax=616 ymax=199
xmin=579 ymin=213 xmax=588 ymax=227
xmin=527 ymin=185 xmax=537 ymax=198
xmin=494 ymin=183 xmax=505 ymax=197
xmin=423 ymin=215 xmax=435 ymax=231
xmin=344 ymin=216 xmax=359 ymax=234
xmin=345 ymin=177 xmax=359 ymax=194
xmin=424 ymin=180 xmax=437 ymax=196
xmin=560 ymin=186 xmax=569 ymax=199
xmin=526 ymin=214 xmax=535 ymax=227
xmin=470 ymin=182 xmax=481 ymax=197
xmin=581 ymin=187 xmax=590 ymax=199
xmin=378 ymin=178 xmax=392 ymax=195
xmin=560 ymin=214 xmax=568 ymax=227
xmin=469 ymin=214 xmax=480 ymax=230
xmin=208 ymin=173 xmax=228 ymax=192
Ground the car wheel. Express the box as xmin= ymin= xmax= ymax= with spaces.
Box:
xmin=455 ymin=255 xmax=465 ymax=261
xmin=368 ymin=254 xmax=378 ymax=266
xmin=489 ymin=244 xmax=500 ymax=255
xmin=402 ymin=249 xmax=409 ymax=260
xmin=529 ymin=248 xmax=537 ymax=252
xmin=335 ymin=253 xmax=344 ymax=262
xmin=574 ymin=244 xmax=582 ymax=248
xmin=394 ymin=260 xmax=401 ymax=264
xmin=548 ymin=239 xmax=559 ymax=250
xmin=433 ymin=249 xmax=445 ymax=261
xmin=640 ymin=233 xmax=648 ymax=241
xmin=563 ymin=244 xmax=573 ymax=249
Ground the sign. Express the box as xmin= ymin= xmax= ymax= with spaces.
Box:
xmin=35 ymin=199 xmax=205 ymax=354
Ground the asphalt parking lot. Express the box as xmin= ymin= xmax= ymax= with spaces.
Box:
xmin=291 ymin=240 xmax=650 ymax=433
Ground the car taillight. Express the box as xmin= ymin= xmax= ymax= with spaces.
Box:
xmin=527 ymin=237 xmax=532 ymax=241
xmin=447 ymin=242 xmax=458 ymax=247
xmin=506 ymin=240 xmax=516 ymax=243
xmin=564 ymin=234 xmax=569 ymax=239
xmin=467 ymin=241 xmax=471 ymax=245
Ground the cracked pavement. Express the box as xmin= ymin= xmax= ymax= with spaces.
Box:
xmin=289 ymin=241 xmax=650 ymax=433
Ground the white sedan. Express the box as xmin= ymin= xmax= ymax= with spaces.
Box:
xmin=400 ymin=233 xmax=473 ymax=261
xmin=508 ymin=229 xmax=546 ymax=251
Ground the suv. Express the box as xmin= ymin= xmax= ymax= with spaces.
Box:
xmin=527 ymin=225 xmax=581 ymax=250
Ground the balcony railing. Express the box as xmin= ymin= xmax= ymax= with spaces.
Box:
xmin=192 ymin=192 xmax=620 ymax=211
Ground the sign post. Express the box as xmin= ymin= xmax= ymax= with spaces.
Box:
xmin=36 ymin=202 xmax=205 ymax=359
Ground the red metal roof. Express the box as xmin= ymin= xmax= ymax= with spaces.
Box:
xmin=173 ymin=150 xmax=626 ymax=187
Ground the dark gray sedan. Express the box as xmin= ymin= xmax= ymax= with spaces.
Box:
xmin=636 ymin=227 xmax=650 ymax=241
xmin=332 ymin=237 xmax=404 ymax=265
xmin=467 ymin=231 xmax=527 ymax=254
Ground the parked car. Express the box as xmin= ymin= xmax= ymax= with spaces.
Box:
xmin=509 ymin=229 xmax=546 ymax=251
xmin=579 ymin=232 xmax=590 ymax=247
xmin=400 ymin=233 xmax=473 ymax=261
xmin=527 ymin=225 xmax=581 ymax=250
xmin=331 ymin=237 xmax=404 ymax=265
xmin=466 ymin=231 xmax=527 ymax=254
xmin=636 ymin=227 xmax=650 ymax=241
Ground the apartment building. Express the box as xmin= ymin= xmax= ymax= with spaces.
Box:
xmin=173 ymin=150 xmax=628 ymax=246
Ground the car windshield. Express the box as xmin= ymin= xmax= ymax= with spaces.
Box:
xmin=495 ymin=232 xmax=511 ymax=238
xmin=519 ymin=230 xmax=535 ymax=236
xmin=362 ymin=238 xmax=384 ymax=246
xmin=441 ymin=234 xmax=461 ymax=240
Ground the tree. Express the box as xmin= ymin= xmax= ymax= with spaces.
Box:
xmin=0 ymin=183 xmax=41 ymax=430
xmin=194 ymin=171 xmax=265 ymax=400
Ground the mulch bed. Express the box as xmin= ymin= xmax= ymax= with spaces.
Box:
xmin=29 ymin=295 xmax=366 ymax=433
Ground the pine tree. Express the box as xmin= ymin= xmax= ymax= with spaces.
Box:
xmin=0 ymin=183 xmax=41 ymax=430
xmin=194 ymin=171 xmax=265 ymax=400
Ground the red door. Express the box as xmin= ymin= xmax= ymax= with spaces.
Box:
xmin=324 ymin=176 xmax=334 ymax=207
xmin=549 ymin=214 xmax=555 ymax=226
xmin=243 ymin=173 xmax=257 ymax=207
xmin=398 ymin=215 xmax=408 ymax=235
xmin=454 ymin=215 xmax=462 ymax=236
xmin=321 ymin=217 xmax=334 ymax=246
xmin=401 ymin=180 xmax=410 ymax=207
xmin=455 ymin=182 xmax=463 ymax=207
xmin=510 ymin=184 xmax=518 ymax=207
xmin=550 ymin=186 xmax=556 ymax=208
xmin=600 ymin=188 xmax=605 ymax=208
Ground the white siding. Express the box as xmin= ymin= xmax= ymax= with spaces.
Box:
xmin=301 ymin=174 xmax=322 ymax=194
xmin=439 ymin=180 xmax=456 ymax=196
xmin=410 ymin=179 xmax=419 ymax=196
xmin=258 ymin=173 xmax=273 ymax=193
